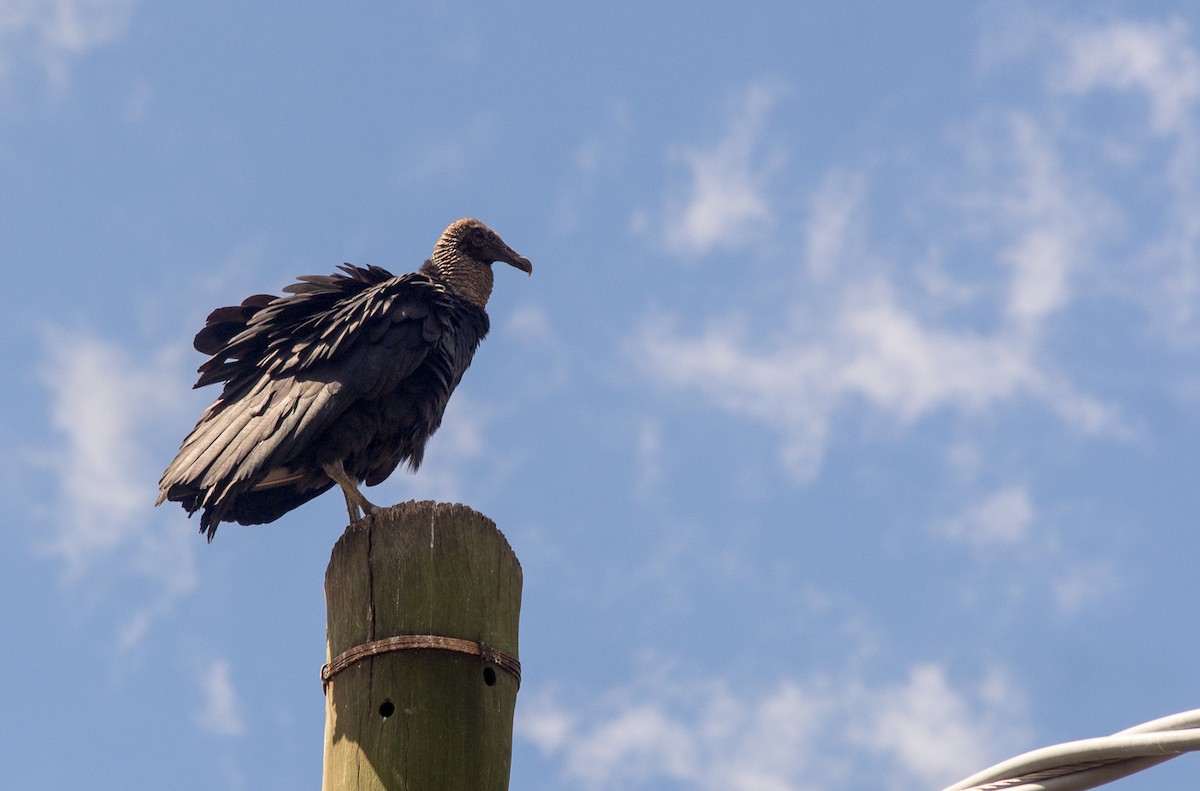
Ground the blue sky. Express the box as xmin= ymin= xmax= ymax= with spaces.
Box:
xmin=3 ymin=1 xmax=1200 ymax=789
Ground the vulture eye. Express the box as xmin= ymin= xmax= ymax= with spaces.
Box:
xmin=465 ymin=228 xmax=492 ymax=257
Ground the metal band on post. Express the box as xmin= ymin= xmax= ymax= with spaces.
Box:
xmin=321 ymin=634 xmax=521 ymax=692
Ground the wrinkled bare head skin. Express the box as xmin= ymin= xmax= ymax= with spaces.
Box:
xmin=423 ymin=218 xmax=533 ymax=308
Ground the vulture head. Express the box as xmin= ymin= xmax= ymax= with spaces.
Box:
xmin=426 ymin=218 xmax=532 ymax=307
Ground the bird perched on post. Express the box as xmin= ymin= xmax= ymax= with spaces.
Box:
xmin=157 ymin=218 xmax=532 ymax=540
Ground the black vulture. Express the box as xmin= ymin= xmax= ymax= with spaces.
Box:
xmin=157 ymin=218 xmax=532 ymax=540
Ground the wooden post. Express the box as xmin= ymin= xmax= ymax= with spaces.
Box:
xmin=321 ymin=501 xmax=522 ymax=791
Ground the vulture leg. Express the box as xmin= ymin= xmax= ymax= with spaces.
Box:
xmin=322 ymin=459 xmax=378 ymax=523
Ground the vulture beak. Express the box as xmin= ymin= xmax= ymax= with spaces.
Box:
xmin=499 ymin=247 xmax=533 ymax=275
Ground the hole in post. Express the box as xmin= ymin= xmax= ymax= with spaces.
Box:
xmin=379 ymin=699 xmax=395 ymax=718
xmin=483 ymin=666 xmax=497 ymax=686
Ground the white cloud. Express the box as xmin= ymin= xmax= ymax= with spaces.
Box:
xmin=934 ymin=485 xmax=1119 ymax=615
xmin=1051 ymin=18 xmax=1200 ymax=137
xmin=1051 ymin=560 xmax=1118 ymax=614
xmin=195 ymin=659 xmax=247 ymax=738
xmin=633 ymin=416 xmax=663 ymax=498
xmin=564 ymin=704 xmax=698 ymax=786
xmin=637 ymin=276 xmax=1124 ymax=480
xmin=988 ymin=112 xmax=1096 ymax=329
xmin=659 ymin=83 xmax=785 ymax=257
xmin=637 ymin=316 xmax=828 ymax=480
xmin=637 ymin=57 xmax=1137 ymax=481
xmin=835 ymin=286 xmax=1039 ymax=418
xmin=984 ymin=14 xmax=1200 ymax=345
xmin=805 ymin=169 xmax=866 ymax=281
xmin=505 ymin=303 xmax=557 ymax=342
xmin=519 ymin=664 xmax=1026 ymax=791
xmin=41 ymin=333 xmax=157 ymax=554
xmin=939 ymin=485 xmax=1035 ymax=547
xmin=0 ymin=0 xmax=136 ymax=90
xmin=39 ymin=330 xmax=178 ymax=562
xmin=982 ymin=13 xmax=1200 ymax=137
xmin=36 ymin=328 xmax=197 ymax=648
xmin=849 ymin=664 xmax=1022 ymax=788
xmin=520 ymin=690 xmax=576 ymax=754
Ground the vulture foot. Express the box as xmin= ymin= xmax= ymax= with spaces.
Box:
xmin=322 ymin=460 xmax=379 ymax=524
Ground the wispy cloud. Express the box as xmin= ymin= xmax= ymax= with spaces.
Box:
xmin=1050 ymin=17 xmax=1200 ymax=136
xmin=519 ymin=663 xmax=1027 ymax=791
xmin=1055 ymin=16 xmax=1200 ymax=350
xmin=987 ymin=14 xmax=1200 ymax=343
xmin=195 ymin=658 xmax=247 ymax=738
xmin=637 ymin=274 xmax=1124 ymax=480
xmin=36 ymin=328 xmax=197 ymax=650
xmin=0 ymin=0 xmax=136 ymax=90
xmin=655 ymin=83 xmax=786 ymax=257
xmin=633 ymin=416 xmax=663 ymax=499
xmin=938 ymin=485 xmax=1035 ymax=548
xmin=985 ymin=112 xmax=1102 ymax=330
xmin=848 ymin=664 xmax=1022 ymax=788
xmin=805 ymin=169 xmax=866 ymax=281
xmin=635 ymin=25 xmax=1161 ymax=480
xmin=934 ymin=484 xmax=1119 ymax=614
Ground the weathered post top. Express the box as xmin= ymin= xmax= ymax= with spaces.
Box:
xmin=321 ymin=500 xmax=523 ymax=791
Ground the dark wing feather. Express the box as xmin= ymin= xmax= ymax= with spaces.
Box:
xmin=158 ymin=264 xmax=488 ymax=539
xmin=193 ymin=294 xmax=277 ymax=357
